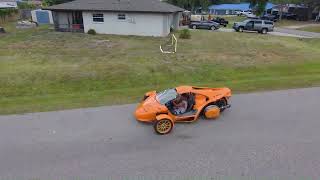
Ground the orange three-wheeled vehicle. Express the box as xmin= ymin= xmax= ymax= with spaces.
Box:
xmin=135 ymin=85 xmax=232 ymax=135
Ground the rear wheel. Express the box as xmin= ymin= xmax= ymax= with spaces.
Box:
xmin=154 ymin=119 xmax=173 ymax=135
xmin=192 ymin=25 xmax=197 ymax=29
xmin=261 ymin=28 xmax=268 ymax=34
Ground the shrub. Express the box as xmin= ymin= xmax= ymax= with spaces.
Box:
xmin=179 ymin=29 xmax=191 ymax=39
xmin=0 ymin=9 xmax=18 ymax=22
xmin=87 ymin=29 xmax=96 ymax=35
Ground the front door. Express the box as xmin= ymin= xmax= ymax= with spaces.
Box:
xmin=253 ymin=20 xmax=262 ymax=31
xmin=245 ymin=21 xmax=254 ymax=31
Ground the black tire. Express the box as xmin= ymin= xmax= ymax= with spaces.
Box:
xmin=192 ymin=25 xmax=197 ymax=29
xmin=210 ymin=26 xmax=216 ymax=30
xmin=261 ymin=28 xmax=268 ymax=34
xmin=154 ymin=119 xmax=173 ymax=135
xmin=215 ymin=98 xmax=228 ymax=112
xmin=239 ymin=26 xmax=244 ymax=32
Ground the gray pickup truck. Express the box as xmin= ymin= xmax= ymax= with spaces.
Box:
xmin=233 ymin=19 xmax=274 ymax=34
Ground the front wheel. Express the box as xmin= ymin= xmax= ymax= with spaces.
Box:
xmin=215 ymin=98 xmax=228 ymax=112
xmin=204 ymin=105 xmax=220 ymax=119
xmin=239 ymin=27 xmax=244 ymax=32
xmin=210 ymin=26 xmax=216 ymax=30
xmin=192 ymin=25 xmax=197 ymax=29
xmin=154 ymin=119 xmax=174 ymax=135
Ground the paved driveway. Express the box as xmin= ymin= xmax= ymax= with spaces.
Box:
xmin=1 ymin=87 xmax=320 ymax=179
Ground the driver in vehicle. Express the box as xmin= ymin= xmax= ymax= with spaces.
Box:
xmin=172 ymin=94 xmax=188 ymax=115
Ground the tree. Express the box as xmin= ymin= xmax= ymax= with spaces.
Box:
xmin=270 ymin=0 xmax=301 ymax=20
xmin=301 ymin=0 xmax=320 ymax=20
xmin=249 ymin=0 xmax=268 ymax=16
xmin=166 ymin=0 xmax=211 ymax=11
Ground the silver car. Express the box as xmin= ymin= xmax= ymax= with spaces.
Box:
xmin=233 ymin=19 xmax=274 ymax=34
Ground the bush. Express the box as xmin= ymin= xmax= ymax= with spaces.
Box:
xmin=179 ymin=29 xmax=191 ymax=39
xmin=0 ymin=8 xmax=18 ymax=22
xmin=17 ymin=2 xmax=36 ymax=9
xmin=87 ymin=29 xmax=96 ymax=35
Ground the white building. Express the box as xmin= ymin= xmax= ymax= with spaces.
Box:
xmin=45 ymin=0 xmax=184 ymax=37
xmin=0 ymin=0 xmax=17 ymax=9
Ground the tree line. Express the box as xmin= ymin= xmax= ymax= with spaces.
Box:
xmin=42 ymin=0 xmax=319 ymax=17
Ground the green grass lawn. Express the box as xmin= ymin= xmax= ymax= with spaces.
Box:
xmin=297 ymin=25 xmax=320 ymax=33
xmin=275 ymin=19 xmax=314 ymax=27
xmin=1 ymin=22 xmax=320 ymax=114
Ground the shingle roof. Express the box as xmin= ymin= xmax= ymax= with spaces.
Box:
xmin=44 ymin=0 xmax=184 ymax=13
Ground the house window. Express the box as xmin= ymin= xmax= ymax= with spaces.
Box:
xmin=118 ymin=14 xmax=126 ymax=20
xmin=93 ymin=13 xmax=104 ymax=22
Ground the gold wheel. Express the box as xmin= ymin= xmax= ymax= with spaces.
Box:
xmin=154 ymin=119 xmax=173 ymax=135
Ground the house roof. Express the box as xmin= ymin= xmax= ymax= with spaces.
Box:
xmin=0 ymin=0 xmax=17 ymax=8
xmin=44 ymin=0 xmax=184 ymax=13
xmin=208 ymin=2 xmax=274 ymax=11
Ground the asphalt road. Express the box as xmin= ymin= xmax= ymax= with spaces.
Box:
xmin=217 ymin=27 xmax=320 ymax=38
xmin=274 ymin=27 xmax=320 ymax=38
xmin=1 ymin=87 xmax=320 ymax=179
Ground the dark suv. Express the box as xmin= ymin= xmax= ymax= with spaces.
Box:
xmin=233 ymin=19 xmax=274 ymax=34
xmin=189 ymin=21 xmax=220 ymax=30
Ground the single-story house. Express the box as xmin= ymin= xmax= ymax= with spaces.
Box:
xmin=0 ymin=0 xmax=17 ymax=9
xmin=44 ymin=0 xmax=184 ymax=37
xmin=208 ymin=3 xmax=274 ymax=15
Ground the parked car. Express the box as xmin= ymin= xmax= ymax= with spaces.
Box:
xmin=189 ymin=21 xmax=220 ymax=30
xmin=245 ymin=14 xmax=259 ymax=19
xmin=260 ymin=14 xmax=278 ymax=22
xmin=211 ymin=17 xmax=228 ymax=27
xmin=0 ymin=27 xmax=5 ymax=33
xmin=233 ymin=19 xmax=274 ymax=34
xmin=236 ymin=10 xmax=252 ymax=16
xmin=282 ymin=12 xmax=297 ymax=20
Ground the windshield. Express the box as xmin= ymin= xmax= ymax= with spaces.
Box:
xmin=156 ymin=89 xmax=178 ymax=105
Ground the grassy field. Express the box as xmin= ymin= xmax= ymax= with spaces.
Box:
xmin=297 ymin=25 xmax=320 ymax=33
xmin=1 ymin=22 xmax=320 ymax=114
xmin=275 ymin=19 xmax=315 ymax=27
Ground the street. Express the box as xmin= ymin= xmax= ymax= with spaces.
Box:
xmin=0 ymin=87 xmax=320 ymax=179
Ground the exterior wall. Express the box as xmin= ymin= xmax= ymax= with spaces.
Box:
xmin=210 ymin=9 xmax=227 ymax=15
xmin=83 ymin=11 xmax=177 ymax=37
xmin=172 ymin=12 xmax=181 ymax=29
